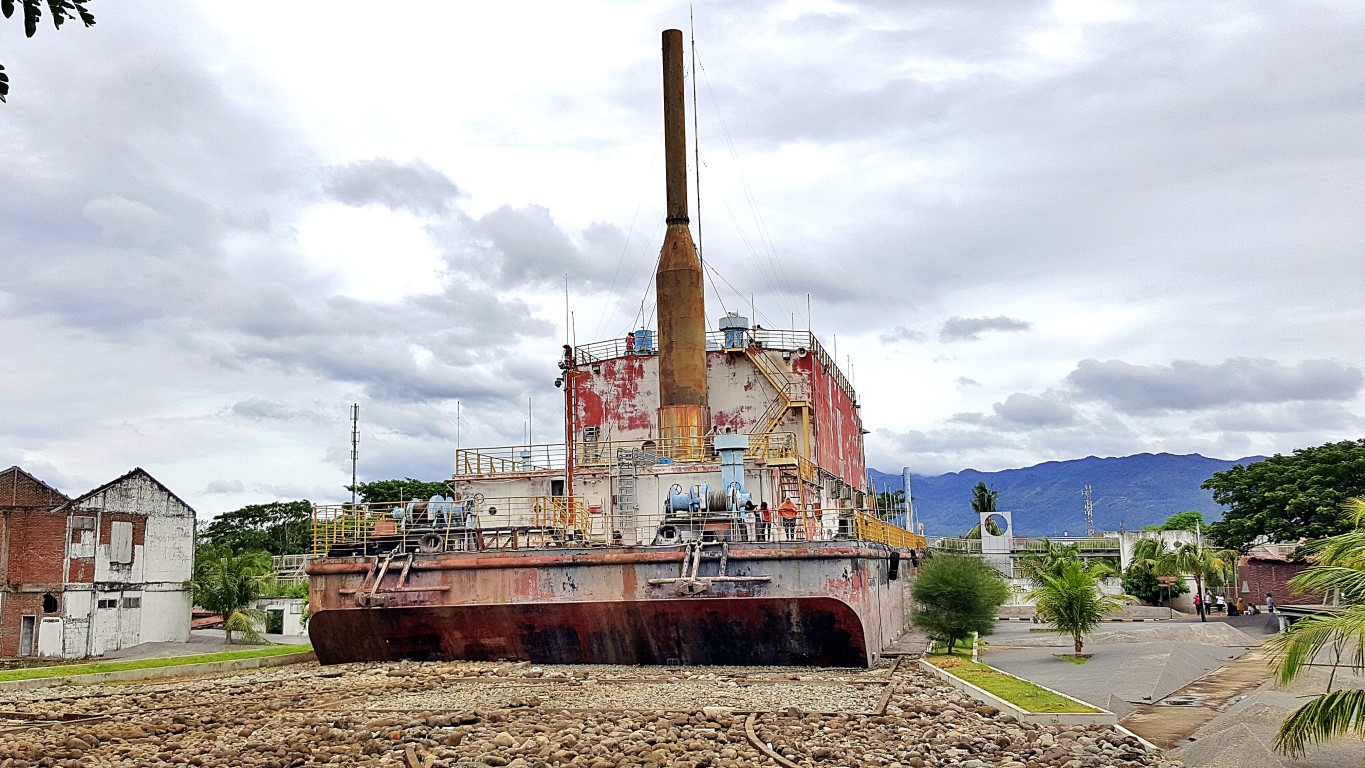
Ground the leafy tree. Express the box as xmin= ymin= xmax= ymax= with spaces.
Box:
xmin=1 ymin=0 xmax=96 ymax=103
xmin=199 ymin=500 xmax=313 ymax=556
xmin=1269 ymin=499 xmax=1365 ymax=757
xmin=1143 ymin=510 xmax=1205 ymax=532
xmin=1121 ymin=561 xmax=1189 ymax=605
xmin=1205 ymin=439 xmax=1365 ymax=550
xmin=875 ymin=489 xmax=905 ymax=518
xmin=1029 ymin=559 xmax=1132 ymax=656
xmin=1126 ymin=537 xmax=1191 ymax=607
xmin=349 ymin=478 xmax=451 ymax=505
xmin=190 ymin=547 xmax=273 ymax=644
xmin=911 ymin=555 xmax=1011 ymax=652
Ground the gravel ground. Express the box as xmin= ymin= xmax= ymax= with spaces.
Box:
xmin=0 ymin=658 xmax=1180 ymax=767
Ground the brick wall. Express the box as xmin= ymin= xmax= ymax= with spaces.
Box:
xmin=0 ymin=591 xmax=60 ymax=656
xmin=2 ymin=509 xmax=69 ymax=585
xmin=1239 ymin=558 xmax=1324 ymax=608
xmin=0 ymin=467 xmax=67 ymax=508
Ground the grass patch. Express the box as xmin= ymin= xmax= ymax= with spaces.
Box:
xmin=0 ymin=644 xmax=311 ymax=683
xmin=926 ymin=656 xmax=1101 ymax=713
xmin=930 ymin=637 xmax=975 ymax=656
xmin=1055 ymin=654 xmax=1090 ymax=664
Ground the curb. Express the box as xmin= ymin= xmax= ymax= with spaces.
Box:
xmin=918 ymin=658 xmax=1118 ymax=726
xmin=996 ymin=616 xmax=1169 ymax=622
xmin=0 ymin=650 xmax=316 ymax=692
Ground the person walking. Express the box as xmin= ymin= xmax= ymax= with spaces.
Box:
xmin=1266 ymin=593 xmax=1275 ymax=614
xmin=1193 ymin=593 xmax=1204 ymax=619
xmin=756 ymin=501 xmax=772 ymax=541
xmin=1215 ymin=594 xmax=1226 ymax=614
xmin=777 ymin=497 xmax=800 ymax=541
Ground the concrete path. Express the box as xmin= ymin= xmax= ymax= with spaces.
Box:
xmin=983 ymin=618 xmax=1264 ymax=718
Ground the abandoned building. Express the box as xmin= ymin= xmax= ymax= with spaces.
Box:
xmin=0 ymin=466 xmax=196 ymax=658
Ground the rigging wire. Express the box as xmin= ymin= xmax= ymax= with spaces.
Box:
xmin=593 ymin=133 xmax=667 ymax=339
xmin=695 ymin=56 xmax=806 ymax=328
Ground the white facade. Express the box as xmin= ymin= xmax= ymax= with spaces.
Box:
xmin=53 ymin=469 xmax=196 ymax=658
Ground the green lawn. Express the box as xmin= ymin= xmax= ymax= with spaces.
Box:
xmin=926 ymin=654 xmax=1101 ymax=714
xmin=0 ymin=644 xmax=312 ymax=683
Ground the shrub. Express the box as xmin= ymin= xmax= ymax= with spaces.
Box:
xmin=911 ymin=554 xmax=1010 ymax=652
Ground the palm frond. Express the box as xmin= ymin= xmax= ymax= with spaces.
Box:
xmin=1265 ymin=605 xmax=1365 ymax=684
xmin=1274 ymin=688 xmax=1365 ymax=757
xmin=1289 ymin=566 xmax=1365 ymax=602
xmin=222 ymin=609 xmax=269 ymax=645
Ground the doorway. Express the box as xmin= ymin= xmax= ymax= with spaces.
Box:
xmin=265 ymin=609 xmax=284 ymax=635
xmin=19 ymin=615 xmax=35 ymax=656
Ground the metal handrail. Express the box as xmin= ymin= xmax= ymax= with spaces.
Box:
xmin=311 ymin=498 xmax=924 ymax=556
xmin=455 ymin=432 xmax=802 ymax=476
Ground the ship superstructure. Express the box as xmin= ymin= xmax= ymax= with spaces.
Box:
xmin=306 ymin=29 xmax=924 ymax=668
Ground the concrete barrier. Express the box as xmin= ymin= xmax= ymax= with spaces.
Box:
xmin=918 ymin=657 xmax=1118 ymax=726
xmin=0 ymin=650 xmax=317 ymax=692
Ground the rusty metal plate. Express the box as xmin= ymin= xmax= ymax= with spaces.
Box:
xmin=309 ymin=596 xmax=868 ymax=667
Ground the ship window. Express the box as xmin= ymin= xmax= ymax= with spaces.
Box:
xmin=98 ymin=599 xmax=117 ymax=610
xmin=122 ymin=596 xmax=141 ymax=609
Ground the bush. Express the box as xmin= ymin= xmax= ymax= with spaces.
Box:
xmin=911 ymin=555 xmax=1011 ymax=652
xmin=1121 ymin=563 xmax=1188 ymax=605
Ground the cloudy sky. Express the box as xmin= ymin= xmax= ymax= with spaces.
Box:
xmin=3 ymin=1 xmax=1362 ymax=516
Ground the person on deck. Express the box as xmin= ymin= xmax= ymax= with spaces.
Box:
xmin=757 ymin=501 xmax=772 ymax=541
xmin=777 ymin=497 xmax=800 ymax=541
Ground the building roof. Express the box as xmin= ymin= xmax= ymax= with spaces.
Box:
xmin=56 ymin=467 xmax=197 ymax=516
xmin=0 ymin=465 xmax=70 ymax=504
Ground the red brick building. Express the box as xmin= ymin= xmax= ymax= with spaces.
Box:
xmin=0 ymin=466 xmax=196 ymax=658
xmin=1237 ymin=543 xmax=1326 ymax=611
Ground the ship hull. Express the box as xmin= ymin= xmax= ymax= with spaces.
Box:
xmin=307 ymin=543 xmax=909 ymax=667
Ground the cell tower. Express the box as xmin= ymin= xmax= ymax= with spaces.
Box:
xmin=350 ymin=403 xmax=360 ymax=505
xmin=1083 ymin=483 xmax=1094 ymax=536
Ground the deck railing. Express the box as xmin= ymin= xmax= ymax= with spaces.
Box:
xmin=311 ymin=497 xmax=925 ymax=557
xmin=456 ymin=431 xmax=802 ymax=476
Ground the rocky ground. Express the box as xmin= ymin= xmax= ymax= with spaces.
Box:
xmin=0 ymin=658 xmax=1179 ymax=768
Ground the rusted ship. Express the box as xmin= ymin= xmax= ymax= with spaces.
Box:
xmin=306 ymin=29 xmax=925 ymax=668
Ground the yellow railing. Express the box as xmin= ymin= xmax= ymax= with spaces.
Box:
xmin=852 ymin=512 xmax=927 ymax=550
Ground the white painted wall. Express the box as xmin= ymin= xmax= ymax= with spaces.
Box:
xmin=253 ymin=598 xmax=308 ymax=636
xmin=37 ymin=617 xmax=63 ymax=657
xmin=63 ymin=470 xmax=196 ymax=658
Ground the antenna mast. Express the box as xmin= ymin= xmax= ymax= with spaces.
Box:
xmin=1083 ymin=483 xmax=1094 ymax=536
xmin=349 ymin=403 xmax=360 ymax=504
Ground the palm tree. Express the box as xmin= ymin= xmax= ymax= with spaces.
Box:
xmin=1028 ymin=558 xmax=1132 ymax=656
xmin=1018 ymin=538 xmax=1084 ymax=585
xmin=970 ymin=482 xmax=998 ymax=515
xmin=191 ymin=546 xmax=274 ymax=644
xmin=1169 ymin=542 xmax=1236 ymax=622
xmin=1270 ymin=498 xmax=1365 ymax=757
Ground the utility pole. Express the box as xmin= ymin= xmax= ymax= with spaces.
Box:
xmin=349 ymin=403 xmax=360 ymax=505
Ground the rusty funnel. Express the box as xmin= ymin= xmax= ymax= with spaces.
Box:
xmin=656 ymin=28 xmax=709 ymax=457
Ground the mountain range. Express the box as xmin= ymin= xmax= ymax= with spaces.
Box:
xmin=867 ymin=453 xmax=1264 ymax=537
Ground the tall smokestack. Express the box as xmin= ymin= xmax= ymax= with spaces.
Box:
xmin=656 ymin=28 xmax=709 ymax=455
